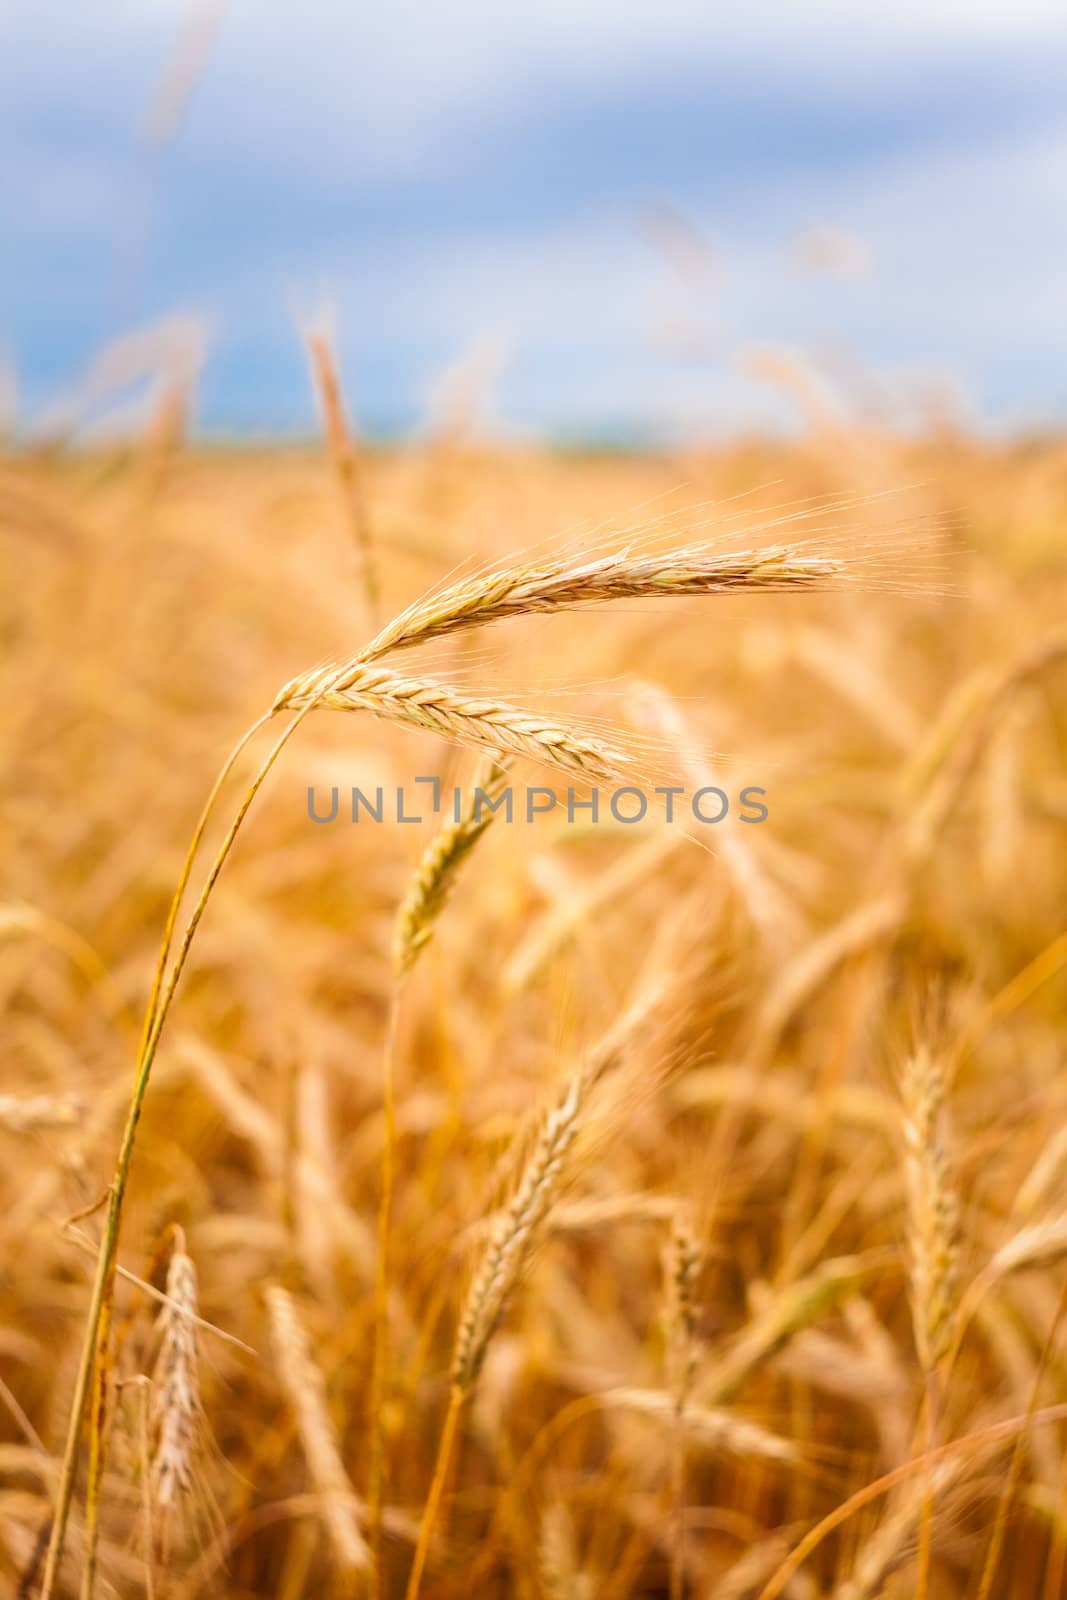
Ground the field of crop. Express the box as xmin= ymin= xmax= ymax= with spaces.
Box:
xmin=2 ymin=416 xmax=1067 ymax=1598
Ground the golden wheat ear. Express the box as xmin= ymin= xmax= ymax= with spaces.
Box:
xmin=274 ymin=660 xmax=629 ymax=782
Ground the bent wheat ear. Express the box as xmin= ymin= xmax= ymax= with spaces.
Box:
xmin=394 ymin=751 xmax=512 ymax=975
xmin=358 ymin=541 xmax=843 ymax=660
xmin=274 ymin=661 xmax=625 ymax=783
xmin=265 ymin=1285 xmax=371 ymax=1583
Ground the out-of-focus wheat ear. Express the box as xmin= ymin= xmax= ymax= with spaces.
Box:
xmin=408 ymin=1036 xmax=631 ymax=1600
xmin=150 ymin=1227 xmax=201 ymax=1545
xmin=901 ymin=628 xmax=1067 ymax=867
xmin=954 ymin=1211 xmax=1067 ymax=1353
xmin=0 ymin=1093 xmax=84 ymax=1132
xmin=274 ymin=661 xmax=627 ymax=785
xmin=627 ymin=677 xmax=800 ymax=952
xmin=716 ymin=1526 xmax=808 ymax=1600
xmin=699 ymin=1250 xmax=895 ymax=1406
xmin=452 ymin=1067 xmax=587 ymax=1395
xmin=834 ymin=1461 xmax=961 ymax=1600
xmin=265 ymin=1285 xmax=372 ymax=1587
xmin=306 ymin=329 xmax=380 ymax=625
xmin=538 ymin=1499 xmax=592 ymax=1600
xmin=899 ymin=1044 xmax=959 ymax=1600
xmin=900 ymin=1046 xmax=960 ymax=1376
xmin=394 ymin=751 xmax=513 ymax=976
xmin=664 ymin=1206 xmax=702 ymax=1404
xmin=663 ymin=1205 xmax=703 ymax=1600
xmin=597 ymin=1388 xmax=800 ymax=1467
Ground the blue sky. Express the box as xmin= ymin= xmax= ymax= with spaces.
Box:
xmin=3 ymin=1 xmax=1067 ymax=440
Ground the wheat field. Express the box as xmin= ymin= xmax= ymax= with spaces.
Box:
xmin=2 ymin=411 xmax=1067 ymax=1599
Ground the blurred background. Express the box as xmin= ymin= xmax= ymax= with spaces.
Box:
xmin=4 ymin=0 xmax=1067 ymax=444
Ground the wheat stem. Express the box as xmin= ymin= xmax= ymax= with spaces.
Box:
xmin=307 ymin=331 xmax=380 ymax=625
xmin=404 ymin=1387 xmax=463 ymax=1600
xmin=367 ymin=989 xmax=401 ymax=1594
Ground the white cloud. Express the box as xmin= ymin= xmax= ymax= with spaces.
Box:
xmin=4 ymin=0 xmax=1066 ymax=433
xmin=7 ymin=0 xmax=1066 ymax=177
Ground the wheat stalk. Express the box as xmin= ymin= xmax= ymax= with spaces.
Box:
xmin=266 ymin=1285 xmax=371 ymax=1585
xmin=306 ymin=330 xmax=380 ymax=623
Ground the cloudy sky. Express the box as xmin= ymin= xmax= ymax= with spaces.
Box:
xmin=3 ymin=1 xmax=1067 ymax=440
